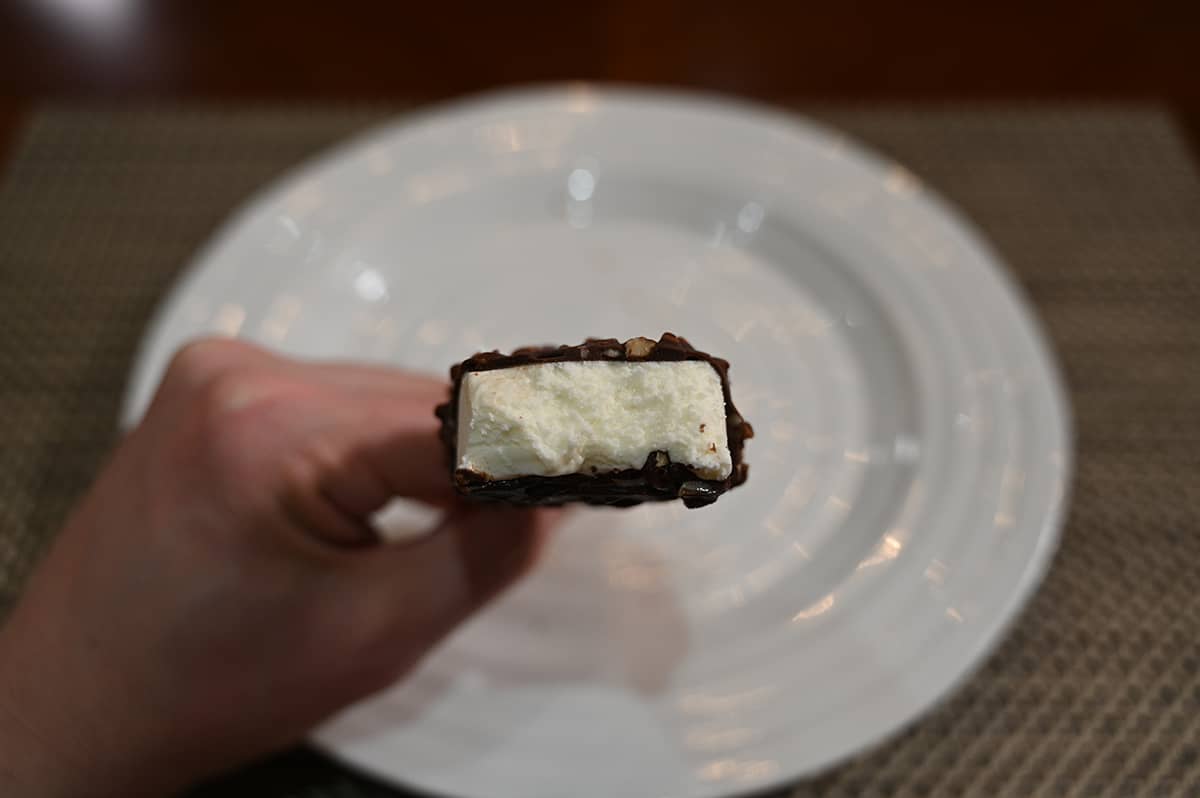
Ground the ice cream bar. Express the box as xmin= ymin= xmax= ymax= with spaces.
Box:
xmin=435 ymin=334 xmax=752 ymax=508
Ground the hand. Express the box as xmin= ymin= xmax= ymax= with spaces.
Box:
xmin=0 ymin=339 xmax=554 ymax=797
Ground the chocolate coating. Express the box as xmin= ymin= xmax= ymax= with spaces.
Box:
xmin=434 ymin=333 xmax=753 ymax=508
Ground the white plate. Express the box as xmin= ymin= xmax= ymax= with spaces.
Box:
xmin=122 ymin=87 xmax=1071 ymax=798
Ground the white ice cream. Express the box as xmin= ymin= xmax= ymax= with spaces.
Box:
xmin=456 ymin=361 xmax=732 ymax=481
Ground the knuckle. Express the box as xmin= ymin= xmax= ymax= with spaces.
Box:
xmin=164 ymin=338 xmax=245 ymax=391
xmin=197 ymin=368 xmax=261 ymax=417
xmin=280 ymin=438 xmax=336 ymax=494
xmin=188 ymin=369 xmax=276 ymax=459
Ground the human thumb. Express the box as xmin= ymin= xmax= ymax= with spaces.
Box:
xmin=349 ymin=506 xmax=552 ymax=656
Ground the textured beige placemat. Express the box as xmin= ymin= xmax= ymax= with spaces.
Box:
xmin=1 ymin=105 xmax=1197 ymax=797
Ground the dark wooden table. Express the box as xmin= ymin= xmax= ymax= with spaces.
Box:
xmin=1 ymin=0 xmax=1199 ymax=159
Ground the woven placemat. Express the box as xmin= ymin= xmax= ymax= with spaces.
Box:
xmin=1 ymin=105 xmax=1198 ymax=797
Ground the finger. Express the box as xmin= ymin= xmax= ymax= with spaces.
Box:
xmin=287 ymin=364 xmax=456 ymax=512
xmin=304 ymin=361 xmax=449 ymax=405
xmin=352 ymin=506 xmax=552 ymax=644
xmin=279 ymin=481 xmax=379 ymax=548
xmin=319 ymin=422 xmax=458 ymax=516
xmin=437 ymin=505 xmax=547 ymax=608
xmin=451 ymin=507 xmax=553 ymax=605
xmin=275 ymin=417 xmax=457 ymax=547
xmin=162 ymin=340 xmax=449 ymax=411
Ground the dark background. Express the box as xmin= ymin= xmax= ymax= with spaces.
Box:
xmin=2 ymin=0 xmax=1200 ymax=159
